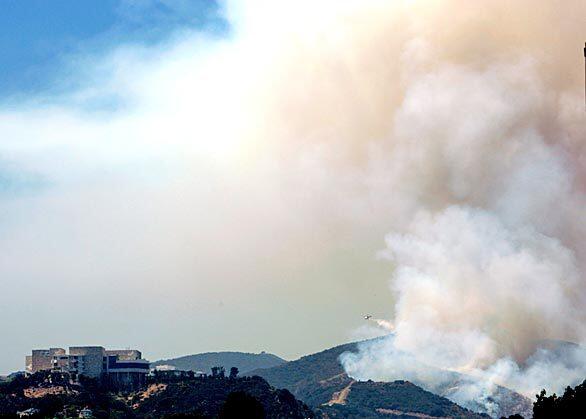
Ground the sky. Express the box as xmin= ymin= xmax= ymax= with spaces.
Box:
xmin=0 ymin=0 xmax=584 ymax=388
xmin=0 ymin=0 xmax=393 ymax=374
xmin=0 ymin=0 xmax=225 ymax=96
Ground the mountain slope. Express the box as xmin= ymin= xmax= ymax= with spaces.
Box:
xmin=249 ymin=341 xmax=358 ymax=406
xmin=136 ymin=375 xmax=314 ymax=418
xmin=250 ymin=339 xmax=531 ymax=418
xmin=318 ymin=380 xmax=488 ymax=418
xmin=152 ymin=351 xmax=286 ymax=374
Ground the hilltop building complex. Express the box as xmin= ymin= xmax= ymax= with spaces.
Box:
xmin=25 ymin=346 xmax=149 ymax=390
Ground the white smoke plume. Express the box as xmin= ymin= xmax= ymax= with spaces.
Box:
xmin=333 ymin=0 xmax=586 ymax=413
xmin=367 ymin=317 xmax=395 ymax=332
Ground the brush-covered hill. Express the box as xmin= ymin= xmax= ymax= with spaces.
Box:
xmin=249 ymin=341 xmax=358 ymax=406
xmin=151 ymin=351 xmax=286 ymax=375
xmin=0 ymin=371 xmax=134 ymax=418
xmin=0 ymin=370 xmax=313 ymax=418
xmin=136 ymin=375 xmax=314 ymax=418
xmin=250 ymin=339 xmax=531 ymax=418
xmin=317 ymin=380 xmax=488 ymax=418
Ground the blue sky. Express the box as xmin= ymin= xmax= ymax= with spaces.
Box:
xmin=0 ymin=0 xmax=227 ymax=97
xmin=0 ymin=0 xmax=229 ymax=194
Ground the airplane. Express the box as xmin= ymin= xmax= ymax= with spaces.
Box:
xmin=364 ymin=315 xmax=372 ymax=320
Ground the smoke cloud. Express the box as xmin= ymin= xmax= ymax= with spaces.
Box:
xmin=320 ymin=0 xmax=586 ymax=414
xmin=0 ymin=0 xmax=585 ymax=407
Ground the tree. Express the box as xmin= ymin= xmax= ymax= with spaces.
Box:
xmin=229 ymin=367 xmax=239 ymax=379
xmin=533 ymin=380 xmax=586 ymax=418
xmin=211 ymin=366 xmax=225 ymax=378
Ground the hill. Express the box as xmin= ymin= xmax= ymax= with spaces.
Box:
xmin=249 ymin=341 xmax=484 ymax=418
xmin=250 ymin=339 xmax=531 ymax=418
xmin=0 ymin=370 xmax=313 ymax=418
xmin=317 ymin=380 xmax=488 ymax=418
xmin=249 ymin=341 xmax=358 ymax=406
xmin=152 ymin=351 xmax=286 ymax=374
xmin=0 ymin=371 xmax=133 ymax=418
xmin=136 ymin=375 xmax=314 ymax=418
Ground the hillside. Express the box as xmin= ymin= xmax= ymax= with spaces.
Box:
xmin=136 ymin=375 xmax=314 ymax=418
xmin=317 ymin=380 xmax=488 ymax=418
xmin=249 ymin=341 xmax=484 ymax=418
xmin=249 ymin=341 xmax=359 ymax=406
xmin=0 ymin=369 xmax=478 ymax=419
xmin=251 ymin=339 xmax=531 ymax=418
xmin=0 ymin=371 xmax=133 ymax=418
xmin=0 ymin=370 xmax=313 ymax=418
xmin=152 ymin=351 xmax=286 ymax=374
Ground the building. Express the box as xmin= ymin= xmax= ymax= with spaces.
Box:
xmin=105 ymin=350 xmax=150 ymax=390
xmin=27 ymin=348 xmax=66 ymax=374
xmin=25 ymin=346 xmax=149 ymax=391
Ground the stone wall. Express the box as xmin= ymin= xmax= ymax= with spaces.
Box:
xmin=30 ymin=348 xmax=65 ymax=373
xmin=69 ymin=346 xmax=105 ymax=378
